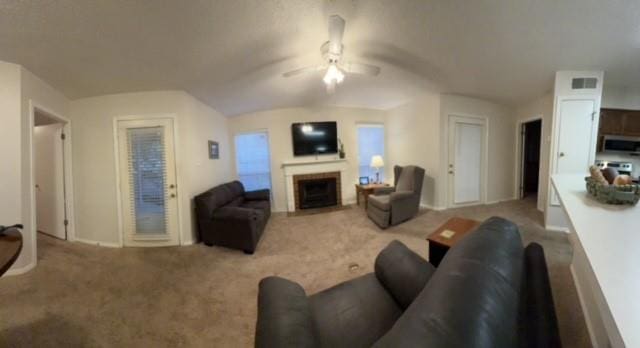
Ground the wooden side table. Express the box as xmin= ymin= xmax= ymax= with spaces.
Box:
xmin=426 ymin=217 xmax=480 ymax=267
xmin=355 ymin=183 xmax=390 ymax=209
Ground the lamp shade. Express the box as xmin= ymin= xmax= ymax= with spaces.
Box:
xmin=370 ymin=155 xmax=384 ymax=168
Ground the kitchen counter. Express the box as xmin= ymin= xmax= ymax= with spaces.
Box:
xmin=552 ymin=174 xmax=639 ymax=347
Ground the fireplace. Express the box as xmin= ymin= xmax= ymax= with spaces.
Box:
xmin=293 ymin=171 xmax=342 ymax=210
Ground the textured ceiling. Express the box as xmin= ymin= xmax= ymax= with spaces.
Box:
xmin=1 ymin=0 xmax=640 ymax=116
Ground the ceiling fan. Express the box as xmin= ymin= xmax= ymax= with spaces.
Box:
xmin=282 ymin=15 xmax=381 ymax=93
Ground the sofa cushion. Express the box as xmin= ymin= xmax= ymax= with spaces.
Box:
xmin=309 ymin=273 xmax=402 ymax=348
xmin=368 ymin=195 xmax=390 ymax=211
xmin=395 ymin=166 xmax=415 ymax=192
xmin=373 ymin=217 xmax=524 ymax=348
xmin=195 ymin=186 xmax=233 ymax=218
xmin=227 ymin=197 xmax=244 ymax=207
xmin=241 ymin=200 xmax=270 ymax=212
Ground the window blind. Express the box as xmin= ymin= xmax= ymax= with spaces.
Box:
xmin=235 ymin=132 xmax=272 ymax=191
xmin=127 ymin=126 xmax=168 ymax=235
xmin=357 ymin=125 xmax=385 ymax=182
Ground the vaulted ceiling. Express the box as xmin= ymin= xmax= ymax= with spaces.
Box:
xmin=1 ymin=0 xmax=639 ymax=115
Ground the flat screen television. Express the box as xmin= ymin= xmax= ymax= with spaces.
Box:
xmin=291 ymin=121 xmax=338 ymax=156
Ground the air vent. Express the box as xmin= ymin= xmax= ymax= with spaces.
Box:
xmin=572 ymin=77 xmax=598 ymax=89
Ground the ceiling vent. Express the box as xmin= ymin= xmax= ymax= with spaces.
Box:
xmin=572 ymin=77 xmax=598 ymax=89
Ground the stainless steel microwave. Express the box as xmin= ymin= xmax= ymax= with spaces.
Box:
xmin=602 ymin=135 xmax=640 ymax=153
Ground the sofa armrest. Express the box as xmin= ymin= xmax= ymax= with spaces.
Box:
xmin=520 ymin=243 xmax=561 ymax=348
xmin=212 ymin=206 xmax=259 ymax=221
xmin=255 ymin=276 xmax=318 ymax=348
xmin=374 ymin=240 xmax=435 ymax=309
xmin=389 ymin=190 xmax=414 ymax=201
xmin=373 ymin=186 xmax=395 ymax=195
xmin=245 ymin=189 xmax=271 ymax=201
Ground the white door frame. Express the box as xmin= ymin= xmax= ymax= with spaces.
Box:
xmin=112 ymin=114 xmax=183 ymax=247
xmin=446 ymin=114 xmax=489 ymax=208
xmin=28 ymin=101 xmax=76 ymax=266
xmin=514 ymin=115 xmax=543 ymax=202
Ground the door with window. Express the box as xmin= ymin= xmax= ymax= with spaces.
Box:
xmin=117 ymin=118 xmax=179 ymax=247
xmin=235 ymin=131 xmax=272 ymax=192
xmin=357 ymin=124 xmax=385 ymax=183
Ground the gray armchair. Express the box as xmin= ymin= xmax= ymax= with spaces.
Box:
xmin=367 ymin=165 xmax=425 ymax=228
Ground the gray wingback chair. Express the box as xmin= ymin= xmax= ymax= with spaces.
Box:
xmin=367 ymin=165 xmax=425 ymax=228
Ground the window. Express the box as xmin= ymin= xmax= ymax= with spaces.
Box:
xmin=357 ymin=124 xmax=385 ymax=183
xmin=234 ymin=131 xmax=272 ymax=191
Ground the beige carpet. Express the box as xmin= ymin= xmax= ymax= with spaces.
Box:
xmin=0 ymin=198 xmax=590 ymax=347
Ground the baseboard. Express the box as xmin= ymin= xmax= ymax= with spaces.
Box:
xmin=74 ymin=237 xmax=121 ymax=248
xmin=343 ymin=199 xmax=357 ymax=206
xmin=544 ymin=224 xmax=570 ymax=233
xmin=3 ymin=261 xmax=36 ymax=276
xmin=486 ymin=197 xmax=516 ymax=205
xmin=420 ymin=204 xmax=445 ymax=211
xmin=181 ymin=239 xmax=195 ymax=246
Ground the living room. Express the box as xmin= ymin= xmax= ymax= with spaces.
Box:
xmin=1 ymin=1 xmax=639 ymax=347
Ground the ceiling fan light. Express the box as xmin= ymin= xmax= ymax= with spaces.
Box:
xmin=323 ymin=63 xmax=345 ymax=85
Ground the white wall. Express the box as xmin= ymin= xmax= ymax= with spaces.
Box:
xmin=439 ymin=94 xmax=517 ymax=207
xmin=182 ymin=94 xmax=233 ymax=238
xmin=515 ymin=93 xmax=553 ymax=211
xmin=69 ymin=91 xmax=232 ymax=246
xmin=602 ymin=85 xmax=640 ymax=110
xmin=386 ymin=91 xmax=442 ymax=208
xmin=227 ymin=107 xmax=387 ymax=212
xmin=0 ymin=62 xmax=23 ymax=271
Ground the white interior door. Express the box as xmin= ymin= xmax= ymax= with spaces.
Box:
xmin=448 ymin=116 xmax=486 ymax=207
xmin=551 ymin=99 xmax=597 ymax=205
xmin=117 ymin=118 xmax=179 ymax=247
xmin=556 ymin=100 xmax=597 ymax=173
xmin=34 ymin=123 xmax=67 ymax=239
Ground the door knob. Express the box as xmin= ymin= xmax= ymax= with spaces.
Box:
xmin=559 ymin=152 xmax=565 ymax=157
xmin=169 ymin=184 xmax=176 ymax=189
xmin=170 ymin=193 xmax=176 ymax=198
xmin=448 ymin=170 xmax=454 ymax=174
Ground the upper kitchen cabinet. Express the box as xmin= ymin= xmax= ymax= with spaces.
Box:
xmin=599 ymin=108 xmax=640 ymax=136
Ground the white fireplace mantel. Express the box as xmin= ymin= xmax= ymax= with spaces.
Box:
xmin=282 ymin=158 xmax=348 ymax=212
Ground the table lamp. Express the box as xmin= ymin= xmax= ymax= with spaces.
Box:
xmin=370 ymin=155 xmax=384 ymax=183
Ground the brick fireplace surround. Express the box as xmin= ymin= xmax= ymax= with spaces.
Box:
xmin=292 ymin=171 xmax=342 ymax=210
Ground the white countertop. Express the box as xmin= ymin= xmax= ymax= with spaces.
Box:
xmin=552 ymin=174 xmax=640 ymax=347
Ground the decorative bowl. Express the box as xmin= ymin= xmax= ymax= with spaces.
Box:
xmin=585 ymin=177 xmax=640 ymax=205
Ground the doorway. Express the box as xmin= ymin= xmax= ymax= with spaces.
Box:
xmin=447 ymin=115 xmax=487 ymax=207
xmin=33 ymin=109 xmax=69 ymax=240
xmin=519 ymin=119 xmax=542 ymax=200
xmin=115 ymin=117 xmax=180 ymax=247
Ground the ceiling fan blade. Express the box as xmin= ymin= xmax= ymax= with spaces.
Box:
xmin=328 ymin=15 xmax=345 ymax=55
xmin=282 ymin=65 xmax=326 ymax=78
xmin=343 ymin=62 xmax=381 ymax=76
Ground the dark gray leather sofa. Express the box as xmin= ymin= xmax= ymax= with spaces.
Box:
xmin=195 ymin=181 xmax=270 ymax=254
xmin=255 ymin=217 xmax=561 ymax=348
xmin=367 ymin=165 xmax=425 ymax=228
